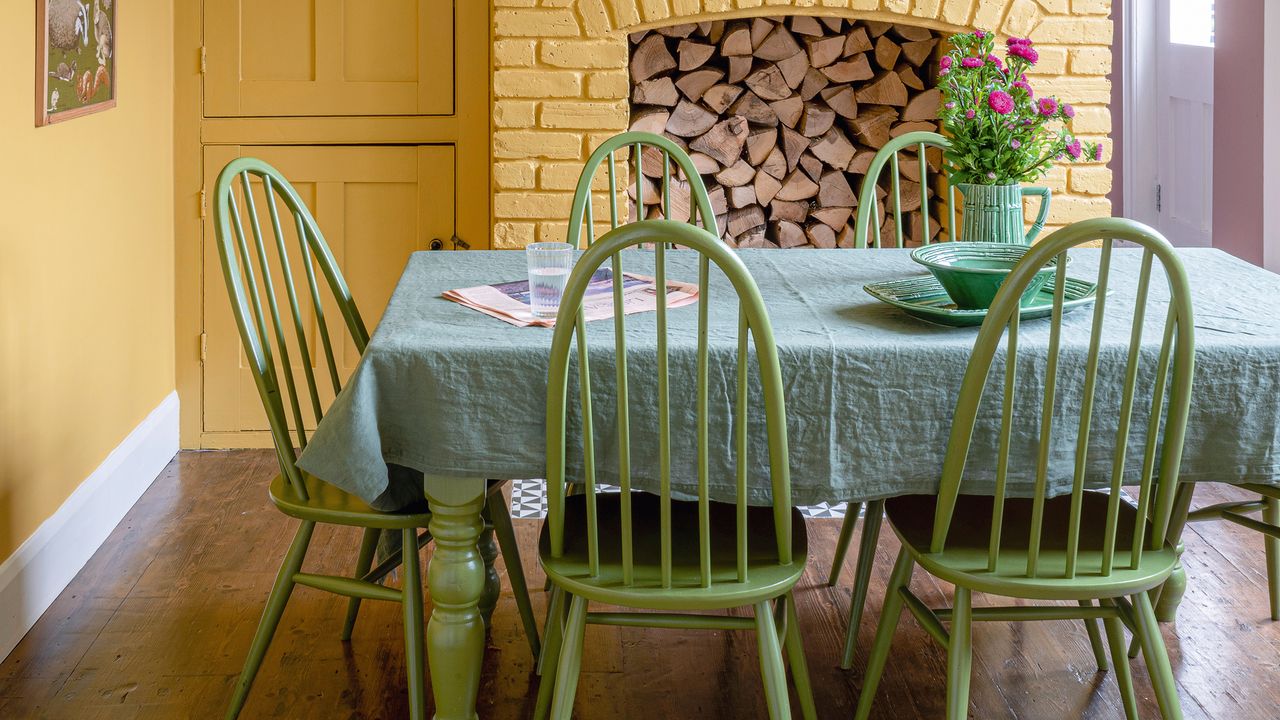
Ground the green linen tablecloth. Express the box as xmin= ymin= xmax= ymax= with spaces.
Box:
xmin=297 ymin=247 xmax=1280 ymax=507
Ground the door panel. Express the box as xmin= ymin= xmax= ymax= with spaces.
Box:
xmin=202 ymin=144 xmax=455 ymax=434
xmin=204 ymin=0 xmax=454 ymax=117
xmin=1155 ymin=0 xmax=1214 ymax=247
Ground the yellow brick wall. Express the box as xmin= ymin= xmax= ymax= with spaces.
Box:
xmin=491 ymin=0 xmax=1113 ymax=248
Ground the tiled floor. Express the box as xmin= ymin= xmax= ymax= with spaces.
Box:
xmin=509 ymin=478 xmax=852 ymax=519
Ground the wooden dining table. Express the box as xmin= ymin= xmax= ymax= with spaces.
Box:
xmin=298 ymin=246 xmax=1280 ymax=720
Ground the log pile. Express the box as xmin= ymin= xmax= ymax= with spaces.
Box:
xmin=628 ymin=17 xmax=948 ymax=248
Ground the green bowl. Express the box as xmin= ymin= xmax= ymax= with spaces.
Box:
xmin=910 ymin=242 xmax=1065 ymax=310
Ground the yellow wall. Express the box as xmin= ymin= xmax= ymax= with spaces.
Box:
xmin=0 ymin=1 xmax=175 ymax=561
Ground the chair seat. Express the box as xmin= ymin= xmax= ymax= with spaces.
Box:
xmin=886 ymin=491 xmax=1178 ymax=601
xmin=270 ymin=472 xmax=432 ymax=529
xmin=540 ymin=493 xmax=808 ymax=611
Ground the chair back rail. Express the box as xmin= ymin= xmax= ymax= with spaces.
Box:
xmin=933 ymin=218 xmax=1195 ymax=579
xmin=855 ymin=131 xmax=957 ymax=248
xmin=213 ymin=157 xmax=370 ymax=500
xmin=545 ymin=220 xmax=792 ymax=590
xmin=567 ymin=132 xmax=719 ymax=248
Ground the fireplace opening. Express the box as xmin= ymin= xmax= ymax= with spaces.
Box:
xmin=628 ymin=17 xmax=948 ymax=249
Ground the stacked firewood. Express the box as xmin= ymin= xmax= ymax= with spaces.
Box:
xmin=628 ymin=16 xmax=947 ymax=248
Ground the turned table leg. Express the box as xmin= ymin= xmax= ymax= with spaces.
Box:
xmin=424 ymin=476 xmax=488 ymax=720
xmin=479 ymin=521 xmax=501 ymax=628
xmin=1155 ymin=482 xmax=1196 ymax=622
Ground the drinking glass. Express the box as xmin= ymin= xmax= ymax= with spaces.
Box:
xmin=525 ymin=242 xmax=574 ymax=318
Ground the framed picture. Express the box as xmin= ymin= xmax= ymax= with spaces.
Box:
xmin=36 ymin=0 xmax=116 ymax=126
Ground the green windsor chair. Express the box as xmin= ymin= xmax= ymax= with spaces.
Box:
xmin=212 ymin=157 xmax=538 ymax=720
xmin=539 ymin=131 xmax=723 ymax=597
xmin=536 ymin=219 xmax=816 ymax=720
xmin=831 ymin=131 xmax=1087 ymax=671
xmin=566 ymin=131 xmax=720 ymax=249
xmin=854 ymin=217 xmax=1194 ymax=720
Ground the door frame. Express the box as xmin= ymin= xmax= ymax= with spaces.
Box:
xmin=1265 ymin=2 xmax=1280 ymax=271
xmin=173 ymin=1 xmax=494 ymax=448
xmin=1121 ymin=0 xmax=1159 ymax=229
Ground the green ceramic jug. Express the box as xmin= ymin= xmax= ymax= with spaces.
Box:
xmin=957 ymin=183 xmax=1052 ymax=245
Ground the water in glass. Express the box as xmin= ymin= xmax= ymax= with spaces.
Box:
xmin=526 ymin=242 xmax=574 ymax=318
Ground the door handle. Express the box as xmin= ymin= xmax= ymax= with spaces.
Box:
xmin=428 ymin=236 xmax=469 ymax=251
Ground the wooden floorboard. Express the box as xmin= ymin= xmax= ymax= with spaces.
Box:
xmin=1 ymin=450 xmax=1278 ymax=718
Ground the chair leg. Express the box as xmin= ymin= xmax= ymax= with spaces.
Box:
xmin=853 ymin=548 xmax=914 ymax=720
xmin=828 ymin=502 xmax=861 ymax=586
xmin=1265 ymin=496 xmax=1280 ymax=621
xmin=533 ymin=587 xmax=567 ymax=720
xmin=487 ymin=490 xmax=541 ymax=659
xmin=840 ymin=499 xmax=884 ymax=669
xmin=946 ymin=586 xmax=973 ymax=720
xmin=782 ymin=593 xmax=817 ymax=720
xmin=549 ymin=594 xmax=588 ymax=720
xmin=1126 ymin=590 xmax=1153 ymax=660
xmin=537 ymin=585 xmax=566 ymax=677
xmin=1101 ymin=601 xmax=1139 ymax=720
xmin=400 ymin=528 xmax=427 ymax=720
xmin=341 ymin=528 xmax=382 ymax=641
xmin=225 ymin=520 xmax=315 ymax=720
xmin=1079 ymin=600 xmax=1109 ymax=672
xmin=1132 ymin=590 xmax=1185 ymax=720
xmin=754 ymin=600 xmax=792 ymax=720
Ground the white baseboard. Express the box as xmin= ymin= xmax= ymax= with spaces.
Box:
xmin=0 ymin=391 xmax=179 ymax=661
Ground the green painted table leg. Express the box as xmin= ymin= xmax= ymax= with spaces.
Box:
xmin=478 ymin=523 xmax=500 ymax=629
xmin=424 ymin=476 xmax=488 ymax=720
xmin=1154 ymin=483 xmax=1196 ymax=622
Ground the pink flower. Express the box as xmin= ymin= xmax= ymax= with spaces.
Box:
xmin=965 ymin=109 xmax=976 ymax=119
xmin=1009 ymin=44 xmax=1039 ymax=64
xmin=961 ymin=56 xmax=983 ymax=69
xmin=940 ymin=56 xmax=953 ymax=70
xmin=986 ymin=53 xmax=1004 ymax=69
xmin=987 ymin=172 xmax=998 ymax=179
xmin=1007 ymin=36 xmax=1032 ymax=47
xmin=1012 ymin=80 xmax=1034 ymax=98
xmin=940 ymin=68 xmax=950 ymax=76
xmin=1094 ymin=143 xmax=1104 ymax=161
xmin=945 ymin=101 xmax=956 ymax=109
xmin=1037 ymin=97 xmax=1058 ymax=116
xmin=974 ymin=30 xmax=987 ymax=39
xmin=1066 ymin=139 xmax=1083 ymax=159
xmin=1062 ymin=104 xmax=1076 ymax=118
xmin=1010 ymin=139 xmax=1022 ymax=149
xmin=988 ymin=90 xmax=1014 ymax=114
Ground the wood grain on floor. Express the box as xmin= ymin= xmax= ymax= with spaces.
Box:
xmin=1 ymin=450 xmax=1277 ymax=718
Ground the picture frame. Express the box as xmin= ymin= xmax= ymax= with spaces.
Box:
xmin=36 ymin=0 xmax=116 ymax=126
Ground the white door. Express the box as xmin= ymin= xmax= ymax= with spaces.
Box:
xmin=1154 ymin=0 xmax=1215 ymax=247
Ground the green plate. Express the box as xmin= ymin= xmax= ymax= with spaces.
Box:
xmin=864 ymin=274 xmax=1099 ymax=327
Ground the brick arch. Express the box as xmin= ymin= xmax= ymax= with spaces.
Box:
xmin=590 ymin=0 xmax=1046 ymax=40
xmin=490 ymin=1 xmax=1113 ymax=249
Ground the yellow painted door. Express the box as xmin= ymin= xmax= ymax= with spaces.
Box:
xmin=203 ymin=0 xmax=454 ymax=117
xmin=202 ymin=144 xmax=456 ymax=440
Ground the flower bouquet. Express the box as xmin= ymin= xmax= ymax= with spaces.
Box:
xmin=937 ymin=31 xmax=1104 ymax=243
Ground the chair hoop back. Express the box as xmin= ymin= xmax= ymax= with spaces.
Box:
xmin=932 ymin=217 xmax=1196 ymax=580
xmin=567 ymin=132 xmax=720 ymax=248
xmin=545 ymin=219 xmax=791 ymax=591
xmin=855 ymin=131 xmax=956 ymax=248
xmin=212 ymin=157 xmax=370 ymax=499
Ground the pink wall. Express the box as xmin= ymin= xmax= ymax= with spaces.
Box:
xmin=1212 ymin=0 xmax=1266 ymax=264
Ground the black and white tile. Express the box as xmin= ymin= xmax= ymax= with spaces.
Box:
xmin=509 ymin=478 xmax=849 ymax=520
